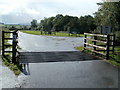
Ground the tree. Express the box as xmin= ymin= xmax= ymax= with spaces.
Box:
xmin=9 ymin=25 xmax=16 ymax=30
xmin=31 ymin=19 xmax=37 ymax=30
xmin=66 ymin=17 xmax=80 ymax=33
xmin=52 ymin=14 xmax=64 ymax=31
xmin=94 ymin=2 xmax=120 ymax=44
xmin=39 ymin=14 xmax=96 ymax=34
xmin=94 ymin=2 xmax=120 ymax=32
xmin=79 ymin=15 xmax=96 ymax=33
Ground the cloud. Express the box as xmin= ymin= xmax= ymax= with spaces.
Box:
xmin=0 ymin=0 xmax=102 ymax=24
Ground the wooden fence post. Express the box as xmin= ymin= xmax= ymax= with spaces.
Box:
xmin=2 ymin=31 xmax=5 ymax=56
xmin=84 ymin=34 xmax=87 ymax=49
xmin=12 ymin=32 xmax=17 ymax=64
xmin=112 ymin=35 xmax=115 ymax=53
xmin=93 ymin=36 xmax=97 ymax=51
xmin=106 ymin=35 xmax=110 ymax=60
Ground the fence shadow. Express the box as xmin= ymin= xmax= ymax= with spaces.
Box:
xmin=21 ymin=63 xmax=30 ymax=75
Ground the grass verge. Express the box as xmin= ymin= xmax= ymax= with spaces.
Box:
xmin=75 ymin=46 xmax=120 ymax=67
xmin=21 ymin=30 xmax=84 ymax=37
xmin=1 ymin=29 xmax=22 ymax=75
xmin=2 ymin=54 xmax=22 ymax=75
xmin=74 ymin=46 xmax=84 ymax=51
xmin=2 ymin=29 xmax=12 ymax=49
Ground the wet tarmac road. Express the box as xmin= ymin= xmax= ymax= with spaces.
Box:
xmin=18 ymin=32 xmax=83 ymax=52
xmin=21 ymin=60 xmax=118 ymax=88
xmin=18 ymin=32 xmax=119 ymax=88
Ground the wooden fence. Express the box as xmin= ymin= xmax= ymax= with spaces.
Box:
xmin=84 ymin=33 xmax=115 ymax=60
xmin=2 ymin=31 xmax=18 ymax=63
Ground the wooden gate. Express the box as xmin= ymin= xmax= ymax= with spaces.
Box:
xmin=84 ymin=33 xmax=115 ymax=60
xmin=2 ymin=30 xmax=18 ymax=63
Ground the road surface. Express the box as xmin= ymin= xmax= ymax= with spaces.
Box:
xmin=18 ymin=32 xmax=119 ymax=88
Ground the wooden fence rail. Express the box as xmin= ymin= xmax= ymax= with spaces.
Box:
xmin=2 ymin=31 xmax=18 ymax=63
xmin=84 ymin=33 xmax=115 ymax=60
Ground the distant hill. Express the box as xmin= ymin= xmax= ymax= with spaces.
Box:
xmin=5 ymin=23 xmax=30 ymax=26
xmin=0 ymin=22 xmax=4 ymax=25
xmin=19 ymin=23 xmax=30 ymax=25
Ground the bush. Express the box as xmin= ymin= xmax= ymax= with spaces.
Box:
xmin=114 ymin=31 xmax=120 ymax=46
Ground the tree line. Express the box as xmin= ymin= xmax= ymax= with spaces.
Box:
xmin=31 ymin=2 xmax=120 ymax=35
xmin=30 ymin=2 xmax=120 ymax=44
xmin=31 ymin=14 xmax=96 ymax=34
xmin=5 ymin=2 xmax=120 ymax=43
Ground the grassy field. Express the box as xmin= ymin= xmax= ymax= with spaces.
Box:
xmin=21 ymin=30 xmax=84 ymax=37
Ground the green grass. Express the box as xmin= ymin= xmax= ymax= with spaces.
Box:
xmin=1 ymin=29 xmax=22 ymax=75
xmin=109 ymin=60 xmax=120 ymax=67
xmin=0 ymin=30 xmax=1 ymax=50
xmin=21 ymin=30 xmax=84 ymax=37
xmin=0 ymin=29 xmax=10 ymax=46
xmin=1 ymin=29 xmax=11 ymax=49
xmin=75 ymin=46 xmax=120 ymax=67
xmin=21 ymin=30 xmax=41 ymax=35
xmin=4 ymin=43 xmax=12 ymax=49
xmin=5 ymin=33 xmax=10 ymax=43
xmin=82 ymin=36 xmax=120 ymax=66
xmin=2 ymin=54 xmax=22 ymax=75
xmin=17 ymin=45 xmax=22 ymax=50
xmin=108 ymin=46 xmax=120 ymax=67
xmin=74 ymin=46 xmax=84 ymax=51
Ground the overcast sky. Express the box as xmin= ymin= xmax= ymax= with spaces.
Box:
xmin=0 ymin=0 xmax=103 ymax=24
